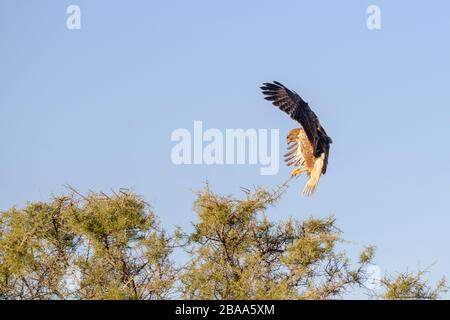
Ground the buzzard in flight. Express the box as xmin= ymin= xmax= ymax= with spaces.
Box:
xmin=261 ymin=81 xmax=332 ymax=196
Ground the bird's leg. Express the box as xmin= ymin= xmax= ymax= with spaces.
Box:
xmin=291 ymin=168 xmax=305 ymax=177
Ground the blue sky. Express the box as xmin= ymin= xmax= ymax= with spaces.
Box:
xmin=1 ymin=1 xmax=450 ymax=296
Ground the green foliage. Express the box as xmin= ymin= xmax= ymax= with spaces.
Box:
xmin=0 ymin=197 xmax=75 ymax=299
xmin=0 ymin=184 xmax=446 ymax=300
xmin=0 ymin=190 xmax=175 ymax=300
xmin=181 ymin=184 xmax=375 ymax=299
xmin=377 ymin=270 xmax=447 ymax=300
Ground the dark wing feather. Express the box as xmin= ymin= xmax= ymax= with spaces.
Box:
xmin=261 ymin=81 xmax=319 ymax=149
xmin=317 ymin=125 xmax=332 ymax=174
xmin=261 ymin=81 xmax=333 ymax=174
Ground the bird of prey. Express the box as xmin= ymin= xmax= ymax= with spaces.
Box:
xmin=261 ymin=81 xmax=332 ymax=196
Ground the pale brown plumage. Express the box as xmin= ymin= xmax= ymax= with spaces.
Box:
xmin=261 ymin=81 xmax=332 ymax=196
xmin=285 ymin=128 xmax=325 ymax=196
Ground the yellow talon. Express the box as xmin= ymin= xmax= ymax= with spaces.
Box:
xmin=291 ymin=168 xmax=303 ymax=177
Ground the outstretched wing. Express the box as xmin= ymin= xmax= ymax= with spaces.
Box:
xmin=260 ymin=81 xmax=320 ymax=152
xmin=261 ymin=81 xmax=332 ymax=174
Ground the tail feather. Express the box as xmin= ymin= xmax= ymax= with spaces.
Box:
xmin=302 ymin=153 xmax=325 ymax=196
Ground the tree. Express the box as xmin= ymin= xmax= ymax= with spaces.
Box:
xmin=0 ymin=190 xmax=176 ymax=300
xmin=0 ymin=185 xmax=446 ymax=300
xmin=181 ymin=183 xmax=375 ymax=299
xmin=181 ymin=183 xmax=447 ymax=300
xmin=378 ymin=270 xmax=447 ymax=300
